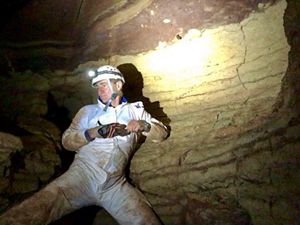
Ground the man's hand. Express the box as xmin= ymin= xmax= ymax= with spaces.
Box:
xmin=127 ymin=120 xmax=151 ymax=133
xmin=85 ymin=126 xmax=101 ymax=141
xmin=85 ymin=123 xmax=130 ymax=141
xmin=98 ymin=123 xmax=129 ymax=138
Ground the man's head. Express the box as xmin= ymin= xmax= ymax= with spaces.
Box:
xmin=91 ymin=65 xmax=125 ymax=87
xmin=91 ymin=65 xmax=125 ymax=103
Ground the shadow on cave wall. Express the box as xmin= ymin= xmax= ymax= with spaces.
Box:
xmin=117 ymin=63 xmax=171 ymax=183
xmin=117 ymin=63 xmax=171 ymax=127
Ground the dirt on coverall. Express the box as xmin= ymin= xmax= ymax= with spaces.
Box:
xmin=0 ymin=99 xmax=168 ymax=225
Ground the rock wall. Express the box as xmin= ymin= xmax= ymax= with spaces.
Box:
xmin=0 ymin=127 xmax=61 ymax=214
xmin=91 ymin=1 xmax=298 ymax=224
xmin=0 ymin=0 xmax=299 ymax=225
xmin=0 ymin=72 xmax=62 ymax=214
xmin=0 ymin=132 xmax=23 ymax=211
xmin=87 ymin=1 xmax=297 ymax=224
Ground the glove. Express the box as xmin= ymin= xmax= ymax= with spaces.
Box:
xmin=98 ymin=123 xmax=129 ymax=138
xmin=85 ymin=123 xmax=130 ymax=142
xmin=127 ymin=120 xmax=151 ymax=133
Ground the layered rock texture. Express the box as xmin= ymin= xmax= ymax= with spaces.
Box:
xmin=0 ymin=123 xmax=61 ymax=212
xmin=0 ymin=0 xmax=299 ymax=225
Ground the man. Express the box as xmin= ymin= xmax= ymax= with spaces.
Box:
xmin=0 ymin=65 xmax=169 ymax=225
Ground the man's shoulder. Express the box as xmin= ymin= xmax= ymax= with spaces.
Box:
xmin=79 ymin=104 xmax=98 ymax=112
xmin=128 ymin=101 xmax=144 ymax=109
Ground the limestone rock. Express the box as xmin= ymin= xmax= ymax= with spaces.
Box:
xmin=0 ymin=71 xmax=49 ymax=119
xmin=0 ymin=132 xmax=23 ymax=190
xmin=0 ymin=0 xmax=299 ymax=225
xmin=0 ymin=123 xmax=61 ymax=214
xmin=11 ymin=171 xmax=39 ymax=194
xmin=17 ymin=116 xmax=62 ymax=149
xmin=22 ymin=135 xmax=61 ymax=182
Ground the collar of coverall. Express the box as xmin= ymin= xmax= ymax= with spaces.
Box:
xmin=97 ymin=96 xmax=127 ymax=108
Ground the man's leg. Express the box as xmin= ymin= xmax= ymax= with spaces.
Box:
xmin=0 ymin=163 xmax=93 ymax=225
xmin=100 ymin=179 xmax=162 ymax=225
xmin=0 ymin=183 xmax=74 ymax=225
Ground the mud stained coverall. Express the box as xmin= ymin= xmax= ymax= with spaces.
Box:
xmin=0 ymin=99 xmax=168 ymax=225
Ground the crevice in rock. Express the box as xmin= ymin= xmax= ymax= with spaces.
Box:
xmin=44 ymin=91 xmax=74 ymax=173
xmin=236 ymin=24 xmax=248 ymax=90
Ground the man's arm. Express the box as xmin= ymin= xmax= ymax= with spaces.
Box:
xmin=129 ymin=102 xmax=169 ymax=142
xmin=127 ymin=118 xmax=168 ymax=142
xmin=142 ymin=118 xmax=169 ymax=142
xmin=126 ymin=102 xmax=170 ymax=142
xmin=62 ymin=107 xmax=90 ymax=151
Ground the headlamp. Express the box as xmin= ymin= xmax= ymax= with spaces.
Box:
xmin=88 ymin=70 xmax=96 ymax=77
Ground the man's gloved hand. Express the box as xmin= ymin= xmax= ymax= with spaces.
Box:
xmin=98 ymin=123 xmax=129 ymax=138
xmin=85 ymin=123 xmax=129 ymax=141
xmin=127 ymin=120 xmax=151 ymax=133
xmin=85 ymin=126 xmax=102 ymax=141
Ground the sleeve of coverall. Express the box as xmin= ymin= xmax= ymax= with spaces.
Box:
xmin=138 ymin=105 xmax=169 ymax=143
xmin=62 ymin=106 xmax=89 ymax=151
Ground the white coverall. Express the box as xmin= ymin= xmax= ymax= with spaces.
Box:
xmin=0 ymin=99 xmax=168 ymax=225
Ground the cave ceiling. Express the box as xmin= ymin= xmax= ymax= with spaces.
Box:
xmin=0 ymin=0 xmax=275 ymax=71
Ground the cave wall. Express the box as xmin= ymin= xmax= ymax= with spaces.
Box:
xmin=0 ymin=0 xmax=276 ymax=71
xmin=121 ymin=1 xmax=298 ymax=224
xmin=0 ymin=0 xmax=299 ymax=225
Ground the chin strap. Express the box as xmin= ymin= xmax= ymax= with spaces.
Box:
xmin=103 ymin=92 xmax=118 ymax=112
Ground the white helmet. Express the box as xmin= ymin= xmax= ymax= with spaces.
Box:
xmin=91 ymin=65 xmax=125 ymax=87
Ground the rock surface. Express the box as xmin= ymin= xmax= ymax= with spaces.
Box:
xmin=0 ymin=120 xmax=61 ymax=214
xmin=0 ymin=0 xmax=299 ymax=225
xmin=0 ymin=0 xmax=276 ymax=71
xmin=0 ymin=132 xmax=23 ymax=211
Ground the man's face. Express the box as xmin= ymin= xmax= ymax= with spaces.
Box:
xmin=96 ymin=79 xmax=112 ymax=103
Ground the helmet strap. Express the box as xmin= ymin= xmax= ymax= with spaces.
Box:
xmin=103 ymin=92 xmax=118 ymax=112
xmin=103 ymin=78 xmax=119 ymax=112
